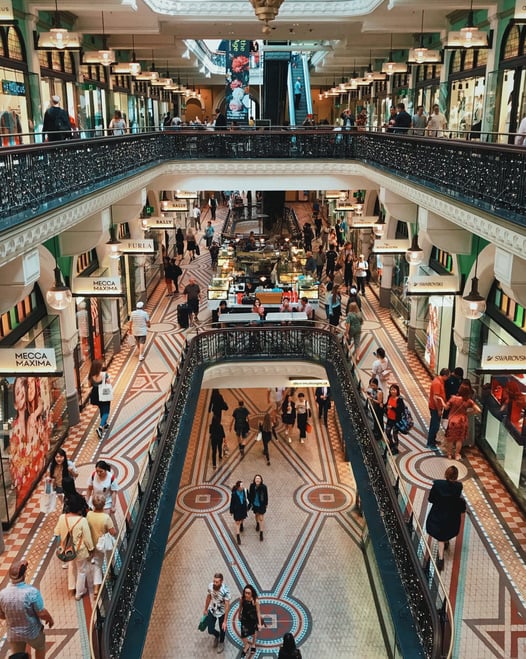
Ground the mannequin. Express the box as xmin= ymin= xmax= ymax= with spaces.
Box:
xmin=1 ymin=105 xmax=23 ymax=146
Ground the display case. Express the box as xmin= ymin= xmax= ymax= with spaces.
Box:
xmin=207 ymin=277 xmax=230 ymax=304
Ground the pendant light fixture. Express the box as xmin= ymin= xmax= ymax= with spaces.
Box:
xmin=46 ymin=262 xmax=73 ymax=310
xmin=106 ymin=226 xmax=122 ymax=260
xmin=382 ymin=34 xmax=408 ymax=75
xmin=405 ymin=230 xmax=424 ymax=266
xmin=444 ymin=0 xmax=489 ymax=49
xmin=83 ymin=12 xmax=116 ymax=66
xmin=407 ymin=11 xmax=442 ymax=64
xmin=461 ymin=236 xmax=486 ymax=320
xmin=38 ymin=0 xmax=81 ymax=50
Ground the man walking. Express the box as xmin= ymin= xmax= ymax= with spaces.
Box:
xmin=205 ymin=220 xmax=215 ymax=249
xmin=208 ymin=194 xmax=218 ymax=221
xmin=0 ymin=560 xmax=54 ymax=659
xmin=427 ymin=368 xmax=450 ymax=450
xmin=203 ymin=573 xmax=230 ymax=654
xmin=43 ymin=95 xmax=71 ymax=142
xmin=192 ymin=203 xmax=202 ymax=230
xmin=183 ymin=276 xmax=201 ymax=325
xmin=128 ymin=301 xmax=150 ymax=361
xmin=315 ymin=386 xmax=331 ymax=425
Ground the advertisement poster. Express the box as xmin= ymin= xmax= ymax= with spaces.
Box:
xmin=10 ymin=376 xmax=52 ymax=506
xmin=226 ymin=40 xmax=251 ymax=123
xmin=424 ymin=301 xmax=440 ymax=371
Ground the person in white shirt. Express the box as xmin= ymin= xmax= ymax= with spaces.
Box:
xmin=128 ymin=301 xmax=151 ymax=361
xmin=427 ymin=104 xmax=447 ymax=138
xmin=515 ymin=115 xmax=526 ymax=145
xmin=355 ymin=254 xmax=369 ymax=295
xmin=192 ymin=203 xmax=202 ymax=230
xmin=108 ymin=110 xmax=127 ymax=136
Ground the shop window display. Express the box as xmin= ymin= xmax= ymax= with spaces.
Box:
xmin=486 ymin=376 xmax=526 ymax=443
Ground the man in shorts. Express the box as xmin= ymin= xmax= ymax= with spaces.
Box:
xmin=129 ymin=301 xmax=151 ymax=361
xmin=183 ymin=276 xmax=201 ymax=325
xmin=0 ymin=559 xmax=54 ymax=659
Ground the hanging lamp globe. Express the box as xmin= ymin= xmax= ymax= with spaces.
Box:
xmin=461 ymin=276 xmax=486 ymax=320
xmin=405 ymin=233 xmax=424 ymax=266
xmin=46 ymin=266 xmax=72 ymax=310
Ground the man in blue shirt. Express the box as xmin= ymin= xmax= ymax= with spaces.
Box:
xmin=0 ymin=560 xmax=54 ymax=658
xmin=294 ymin=77 xmax=302 ymax=110
xmin=393 ymin=102 xmax=412 ymax=133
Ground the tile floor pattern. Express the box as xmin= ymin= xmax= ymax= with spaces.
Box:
xmin=0 ymin=201 xmax=525 ymax=658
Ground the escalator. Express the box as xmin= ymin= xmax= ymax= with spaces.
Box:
xmin=288 ymin=52 xmax=313 ymax=126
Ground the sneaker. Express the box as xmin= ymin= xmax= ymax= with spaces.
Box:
xmin=437 ymin=558 xmax=444 ymax=572
xmin=426 ymin=443 xmax=439 ymax=451
xmin=217 ymin=643 xmax=224 ymax=654
xmin=103 ymin=424 xmax=109 ymax=430
xmin=300 ymin=439 xmax=305 ymax=444
xmin=96 ymin=427 xmax=103 ymax=438
xmin=139 ymin=355 xmax=145 ymax=361
xmin=213 ymin=637 xmax=219 ymax=649
xmin=288 ymin=437 xmax=292 ymax=444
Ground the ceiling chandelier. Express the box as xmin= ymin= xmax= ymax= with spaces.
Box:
xmin=249 ymin=0 xmax=285 ymax=35
xmin=407 ymin=11 xmax=442 ymax=64
xmin=83 ymin=12 xmax=116 ymax=66
xmin=444 ymin=0 xmax=489 ymax=49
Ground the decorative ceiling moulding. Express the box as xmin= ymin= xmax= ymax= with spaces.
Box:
xmin=141 ymin=0 xmax=385 ymax=18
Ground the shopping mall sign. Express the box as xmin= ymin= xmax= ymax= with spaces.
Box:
xmin=407 ymin=274 xmax=460 ymax=295
xmin=481 ymin=345 xmax=526 ymax=372
xmin=373 ymin=239 xmax=410 ymax=254
xmin=0 ymin=348 xmax=58 ymax=374
xmin=0 ymin=1 xmax=13 ymax=22
xmin=119 ymin=239 xmax=155 ymax=253
xmin=72 ymin=277 xmax=123 ymax=296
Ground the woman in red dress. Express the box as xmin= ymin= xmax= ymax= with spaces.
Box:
xmin=443 ymin=383 xmax=481 ymax=460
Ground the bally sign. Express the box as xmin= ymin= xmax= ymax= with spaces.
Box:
xmin=119 ymin=239 xmax=155 ymax=253
xmin=146 ymin=217 xmax=176 ymax=229
xmin=72 ymin=277 xmax=122 ymax=295
xmin=0 ymin=348 xmax=57 ymax=373
xmin=481 ymin=344 xmax=526 ymax=371
xmin=373 ymin=239 xmax=410 ymax=254
xmin=407 ymin=274 xmax=459 ymax=295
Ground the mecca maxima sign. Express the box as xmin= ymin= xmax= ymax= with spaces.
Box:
xmin=0 ymin=348 xmax=58 ymax=373
xmin=119 ymin=239 xmax=155 ymax=253
xmin=72 ymin=277 xmax=123 ymax=296
xmin=481 ymin=345 xmax=526 ymax=371
xmin=407 ymin=274 xmax=460 ymax=295
xmin=373 ymin=239 xmax=410 ymax=254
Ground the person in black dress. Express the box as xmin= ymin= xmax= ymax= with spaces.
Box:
xmin=229 ymin=480 xmax=249 ymax=545
xmin=175 ymin=228 xmax=184 ymax=259
xmin=239 ymin=584 xmax=263 ymax=657
xmin=424 ymin=465 xmax=466 ymax=572
xmin=209 ymin=415 xmax=225 ymax=469
xmin=248 ymin=474 xmax=268 ymax=541
xmin=281 ymin=393 xmax=296 ymax=443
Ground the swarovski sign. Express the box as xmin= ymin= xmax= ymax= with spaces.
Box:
xmin=481 ymin=345 xmax=526 ymax=371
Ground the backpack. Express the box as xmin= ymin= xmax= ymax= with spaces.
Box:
xmin=56 ymin=517 xmax=81 ymax=562
xmin=395 ymin=398 xmax=414 ymax=435
xmin=54 ymin=108 xmax=71 ymax=134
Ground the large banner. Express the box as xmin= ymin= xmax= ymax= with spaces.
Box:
xmin=226 ymin=40 xmax=251 ymax=123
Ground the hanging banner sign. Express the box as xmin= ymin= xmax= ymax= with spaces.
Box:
xmin=226 ymin=40 xmax=251 ymax=123
xmin=515 ymin=0 xmax=526 ymax=20
xmin=0 ymin=1 xmax=14 ymax=22
xmin=407 ymin=274 xmax=460 ymax=295
xmin=72 ymin=277 xmax=123 ymax=295
xmin=0 ymin=348 xmax=57 ymax=373
xmin=351 ymin=217 xmax=380 ymax=229
xmin=481 ymin=344 xmax=526 ymax=371
xmin=119 ymin=239 xmax=155 ymax=253
xmin=147 ymin=217 xmax=177 ymax=229
xmin=373 ymin=239 xmax=410 ymax=254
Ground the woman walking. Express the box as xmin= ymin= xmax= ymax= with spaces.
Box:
xmin=86 ymin=460 xmax=119 ymax=513
xmin=345 ymin=301 xmax=363 ymax=358
xmin=239 ymin=584 xmax=263 ymax=657
xmin=88 ymin=360 xmax=111 ymax=439
xmin=384 ymin=383 xmax=404 ymax=455
xmin=86 ymin=494 xmax=116 ymax=597
xmin=259 ymin=412 xmax=273 ymax=465
xmin=49 ymin=448 xmax=78 ymax=502
xmin=327 ymin=284 xmax=342 ymax=328
xmin=281 ymin=393 xmax=296 ymax=443
xmin=230 ymin=400 xmax=250 ymax=457
xmin=424 ymin=465 xmax=466 ymax=572
xmin=186 ymin=227 xmax=197 ymax=261
xmin=365 ymin=377 xmax=384 ymax=440
xmin=209 ymin=389 xmax=229 ymax=421
xmin=248 ymin=474 xmax=268 ymax=541
xmin=278 ymin=632 xmax=302 ymax=659
xmin=442 ymin=383 xmax=481 ymax=460
xmin=54 ymin=496 xmax=94 ymax=599
xmin=295 ymin=392 xmax=311 ymax=444
xmin=229 ymin=480 xmax=249 ymax=545
xmin=175 ymin=227 xmax=185 ymax=260
xmin=209 ymin=414 xmax=225 ymax=469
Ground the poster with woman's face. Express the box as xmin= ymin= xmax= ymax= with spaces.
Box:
xmin=424 ymin=302 xmax=440 ymax=371
xmin=9 ymin=376 xmax=52 ymax=507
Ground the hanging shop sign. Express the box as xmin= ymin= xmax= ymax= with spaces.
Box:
xmin=160 ymin=201 xmax=188 ymax=211
xmin=351 ymin=217 xmax=380 ymax=229
xmin=481 ymin=344 xmax=526 ymax=372
xmin=72 ymin=276 xmax=123 ymax=296
xmin=0 ymin=1 xmax=14 ymax=22
xmin=407 ymin=274 xmax=460 ymax=295
xmin=2 ymin=80 xmax=26 ymax=96
xmin=515 ymin=0 xmax=526 ymax=20
xmin=119 ymin=239 xmax=155 ymax=253
xmin=289 ymin=379 xmax=330 ymax=388
xmin=373 ymin=239 xmax=410 ymax=254
xmin=146 ymin=216 xmax=176 ymax=229
xmin=0 ymin=347 xmax=58 ymax=374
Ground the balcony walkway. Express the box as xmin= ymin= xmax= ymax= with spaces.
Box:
xmin=0 ymin=203 xmax=525 ymax=658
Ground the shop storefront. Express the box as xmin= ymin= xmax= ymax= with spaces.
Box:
xmin=0 ymin=288 xmax=68 ymax=528
xmin=1 ymin=24 xmax=35 ymax=145
xmin=491 ymin=22 xmax=526 ymax=144
xmin=38 ymin=48 xmax=78 ymax=137
xmin=377 ymin=220 xmax=410 ymax=338
xmin=447 ymin=48 xmax=487 ymax=138
xmin=78 ymin=64 xmax=109 ymax=137
xmin=413 ymin=63 xmax=441 ymax=115
xmin=476 ymin=282 xmax=526 ymax=509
